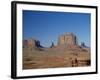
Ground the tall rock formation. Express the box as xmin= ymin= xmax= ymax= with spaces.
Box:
xmin=50 ymin=42 xmax=55 ymax=48
xmin=23 ymin=38 xmax=42 ymax=50
xmin=27 ymin=39 xmax=36 ymax=50
xmin=58 ymin=33 xmax=78 ymax=46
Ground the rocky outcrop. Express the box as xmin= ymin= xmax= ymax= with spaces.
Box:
xmin=23 ymin=39 xmax=42 ymax=50
xmin=58 ymin=33 xmax=78 ymax=46
xmin=50 ymin=42 xmax=55 ymax=48
xmin=23 ymin=33 xmax=89 ymax=51
xmin=53 ymin=33 xmax=89 ymax=51
xmin=81 ymin=42 xmax=89 ymax=48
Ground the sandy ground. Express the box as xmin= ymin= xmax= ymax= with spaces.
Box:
xmin=23 ymin=46 xmax=91 ymax=69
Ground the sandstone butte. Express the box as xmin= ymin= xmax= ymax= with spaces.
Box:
xmin=23 ymin=33 xmax=90 ymax=69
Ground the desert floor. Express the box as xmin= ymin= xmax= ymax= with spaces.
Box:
xmin=23 ymin=47 xmax=91 ymax=69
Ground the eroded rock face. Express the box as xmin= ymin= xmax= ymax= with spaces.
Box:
xmin=58 ymin=33 xmax=78 ymax=46
xmin=23 ymin=33 xmax=88 ymax=51
xmin=23 ymin=39 xmax=41 ymax=50
xmin=27 ymin=39 xmax=36 ymax=49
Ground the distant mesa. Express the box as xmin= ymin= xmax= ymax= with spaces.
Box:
xmin=23 ymin=33 xmax=89 ymax=51
xmin=81 ymin=42 xmax=89 ymax=48
xmin=58 ymin=33 xmax=78 ymax=46
xmin=23 ymin=38 xmax=43 ymax=50
xmin=50 ymin=42 xmax=55 ymax=48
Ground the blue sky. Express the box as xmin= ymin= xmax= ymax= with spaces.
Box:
xmin=23 ymin=10 xmax=90 ymax=47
